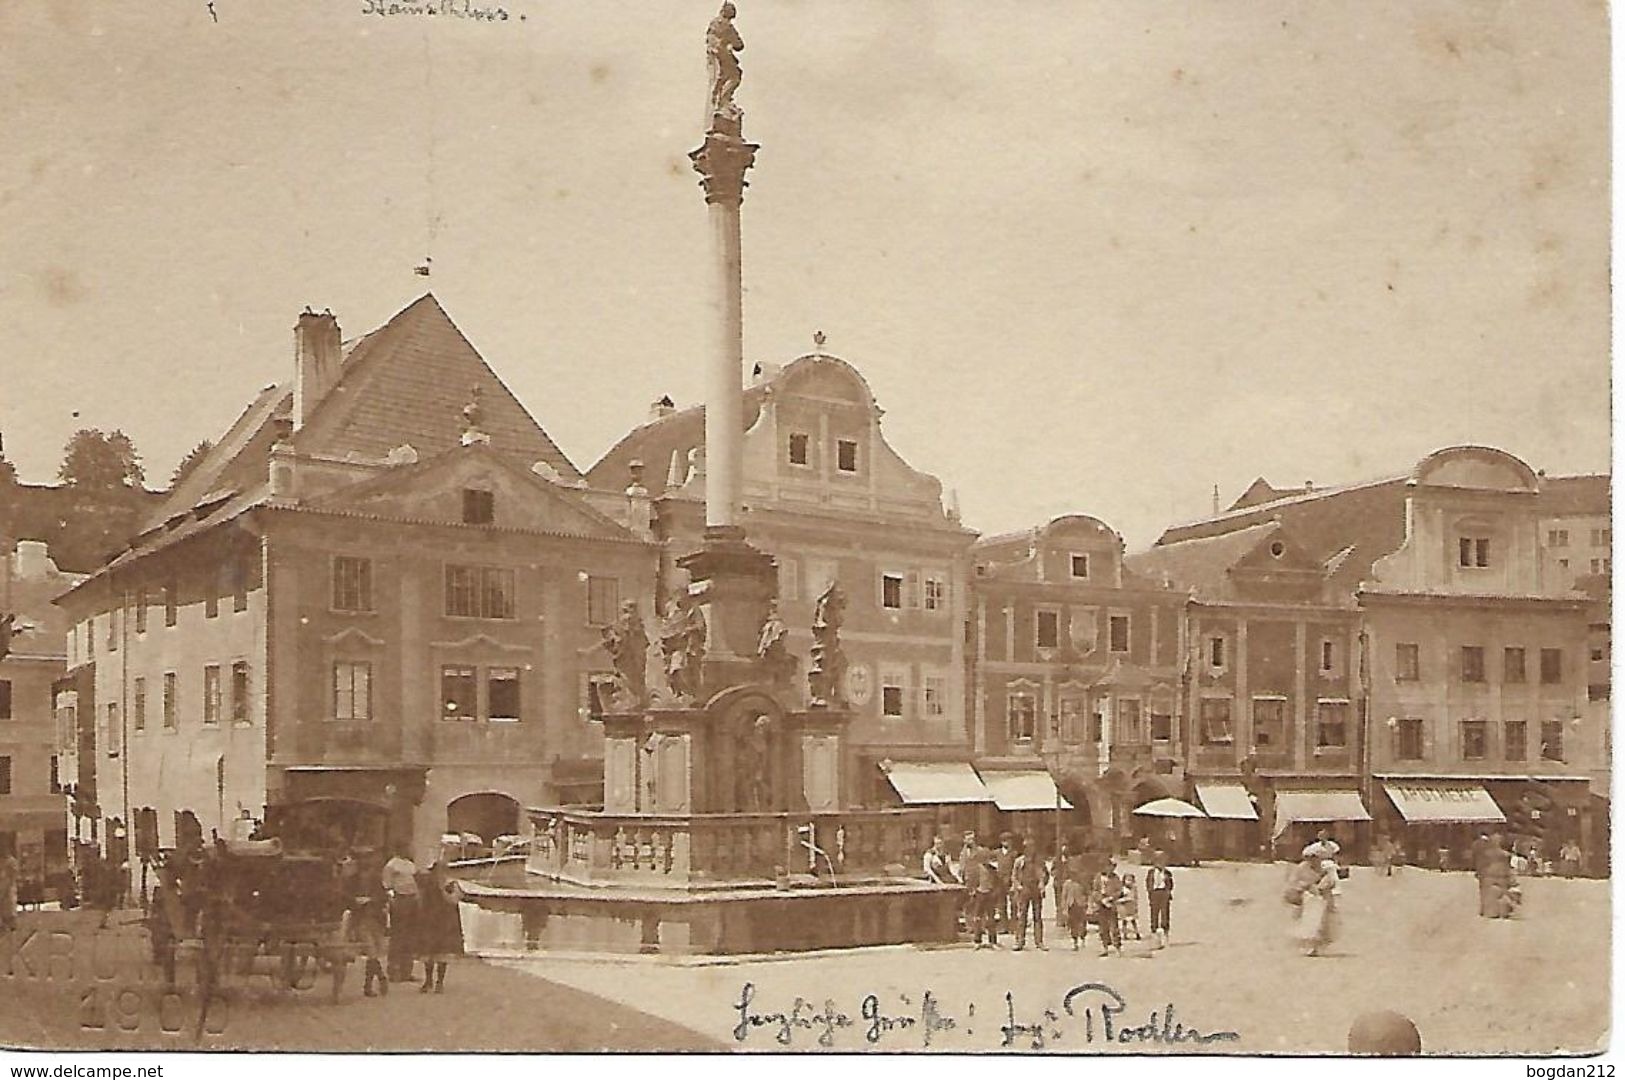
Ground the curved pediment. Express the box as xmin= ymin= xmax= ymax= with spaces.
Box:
xmin=1411 ymin=446 xmax=1539 ymax=493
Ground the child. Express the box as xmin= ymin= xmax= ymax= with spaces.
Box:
xmin=1118 ymin=872 xmax=1141 ymax=940
xmin=1061 ymin=873 xmax=1089 ymax=951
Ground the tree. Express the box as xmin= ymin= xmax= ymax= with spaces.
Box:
xmin=58 ymin=428 xmax=145 ymax=490
xmin=170 ymin=439 xmax=214 ymax=488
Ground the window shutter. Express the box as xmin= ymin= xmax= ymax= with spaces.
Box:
xmin=905 ymin=571 xmax=920 ymax=609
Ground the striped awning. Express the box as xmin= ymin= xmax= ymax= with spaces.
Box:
xmin=1196 ymin=783 xmax=1259 ymax=821
xmin=881 ymin=762 xmax=993 ymax=805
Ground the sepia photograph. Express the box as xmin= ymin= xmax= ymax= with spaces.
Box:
xmin=0 ymin=0 xmax=1612 ymax=1061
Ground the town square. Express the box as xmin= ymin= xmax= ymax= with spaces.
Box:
xmin=0 ymin=0 xmax=1612 ymax=1061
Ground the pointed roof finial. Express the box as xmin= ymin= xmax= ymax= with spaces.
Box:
xmin=461 ymin=385 xmax=490 ymax=446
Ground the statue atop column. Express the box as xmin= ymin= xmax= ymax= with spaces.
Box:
xmin=658 ymin=588 xmax=708 ymax=705
xmin=705 ymin=2 xmax=744 ymax=125
xmin=600 ymin=600 xmax=649 ymax=708
xmin=807 ymin=581 xmax=848 ymax=707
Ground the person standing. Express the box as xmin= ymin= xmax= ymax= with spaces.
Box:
xmin=1145 ymin=851 xmax=1174 ymax=948
xmin=964 ymin=844 xmax=998 ymax=949
xmin=922 ymin=836 xmax=956 ymax=885
xmin=1061 ymin=870 xmax=1089 ymax=950
xmin=350 ymin=855 xmax=390 ymax=997
xmin=1011 ymin=838 xmax=1050 ymax=951
xmin=413 ymin=862 xmax=464 ymax=993
xmin=991 ymin=835 xmax=1016 ymax=939
xmin=381 ymin=846 xmax=420 ymax=983
xmin=1559 ymin=838 xmax=1583 ymax=878
xmin=1088 ymin=859 xmax=1124 ymax=956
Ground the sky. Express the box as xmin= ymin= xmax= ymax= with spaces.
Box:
xmin=0 ymin=0 xmax=1610 ymax=549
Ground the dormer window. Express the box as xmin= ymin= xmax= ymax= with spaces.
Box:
xmin=788 ymin=432 xmax=811 ymax=467
xmin=1070 ymin=553 xmax=1090 ymax=580
xmin=463 ymin=488 xmax=495 ymax=525
xmin=836 ymin=439 xmax=859 ymax=473
xmin=1458 ymin=536 xmax=1490 ymax=568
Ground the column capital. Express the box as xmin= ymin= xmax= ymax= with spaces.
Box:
xmin=690 ymin=122 xmax=759 ymax=207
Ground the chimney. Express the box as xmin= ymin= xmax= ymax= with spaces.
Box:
xmin=1212 ymin=484 xmax=1220 ymax=515
xmin=293 ymin=308 xmax=343 ymax=429
xmin=13 ymin=540 xmax=51 ymax=581
xmin=649 ymin=395 xmax=676 ymax=423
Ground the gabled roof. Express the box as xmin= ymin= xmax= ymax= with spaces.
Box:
xmin=1540 ymin=474 xmax=1611 ymax=517
xmin=1126 ymin=522 xmax=1282 ymax=598
xmin=147 ymin=382 xmax=288 ymax=529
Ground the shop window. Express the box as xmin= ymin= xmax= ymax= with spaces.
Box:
xmin=1540 ymin=720 xmax=1564 ymax=762
xmin=1504 ymin=720 xmax=1527 ymax=761
xmin=488 ymin=668 xmax=521 ymax=722
xmin=440 ymin=667 xmax=477 ymax=721
xmin=1395 ymin=643 xmax=1420 ymax=682
xmin=1199 ymin=697 xmax=1233 ymax=744
xmin=333 ymin=556 xmax=374 ymax=613
xmin=334 ymin=662 xmax=372 ymax=721
xmin=1316 ymin=701 xmax=1349 ymax=749
xmin=1460 ymin=646 xmax=1485 ymax=683
xmin=1007 ymin=692 xmax=1037 ymax=743
xmin=1460 ymin=719 xmax=1488 ymax=761
xmin=1504 ymin=647 xmax=1526 ymax=684
xmin=1252 ymin=697 xmax=1286 ymax=749
xmin=1540 ymin=648 xmax=1563 ymax=685
xmin=1394 ymin=718 xmax=1424 ymax=761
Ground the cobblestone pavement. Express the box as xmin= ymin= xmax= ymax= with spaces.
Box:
xmin=0 ymin=910 xmax=724 ymax=1051
xmin=502 ymin=861 xmax=1611 ymax=1054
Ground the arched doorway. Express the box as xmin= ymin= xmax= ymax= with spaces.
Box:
xmin=446 ymin=792 xmax=521 ymax=845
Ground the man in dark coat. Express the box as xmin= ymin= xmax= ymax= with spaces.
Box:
xmin=1145 ymin=850 xmax=1175 ymax=948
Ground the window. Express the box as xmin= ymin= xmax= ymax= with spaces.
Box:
xmin=165 ymin=580 xmax=178 ymax=627
xmin=0 ymin=756 xmax=9 ymax=795
xmin=1060 ymin=697 xmax=1088 ymax=742
xmin=1007 ymin=692 xmax=1037 ymax=742
xmin=488 ymin=668 xmax=521 ymax=722
xmin=1319 ymin=639 xmax=1338 ymax=676
xmin=1395 ymin=718 xmax=1424 ymax=761
xmin=1199 ymin=697 xmax=1233 ymax=744
xmin=231 ymin=662 xmax=250 ymax=724
xmin=445 ymin=565 xmax=516 ymax=620
xmin=1460 ymin=646 xmax=1485 ymax=683
xmin=1150 ymin=709 xmax=1172 ymax=742
xmin=1540 ymin=719 xmax=1564 ymax=762
xmin=1558 ymin=558 xmax=1569 ymax=570
xmin=49 ymin=755 xmax=60 ymax=795
xmin=1116 ymin=698 xmax=1143 ymax=743
xmin=1591 ymin=558 xmax=1610 ymax=575
xmin=162 ymin=674 xmax=177 ymax=730
xmin=1458 ymin=537 xmax=1490 ymax=568
xmin=1395 ymin=643 xmax=1420 ymax=681
xmin=881 ymin=670 xmax=907 ymax=719
xmin=1460 ymin=719 xmax=1488 ymax=761
xmin=1504 ymin=647 xmax=1527 ymax=684
xmin=136 ymin=589 xmax=149 ymax=633
xmin=787 ymin=432 xmax=810 ymax=466
xmin=132 ymin=678 xmax=146 ymax=732
xmin=1252 ymin=697 xmax=1286 ymax=749
xmin=922 ymin=675 xmax=946 ymax=719
xmin=462 ymin=488 xmax=495 ymax=525
xmin=586 ymin=576 xmax=619 ymax=626
xmin=0 ymin=681 xmax=9 ymax=720
xmin=441 ymin=666 xmax=477 ymax=721
xmin=585 ymin=673 xmax=617 ymax=722
xmin=1070 ymin=553 xmax=1090 ymax=580
xmin=1036 ymin=609 xmax=1060 ymax=650
xmin=1591 ymin=527 xmax=1611 ymax=547
xmin=1108 ymin=614 xmax=1130 ymax=654
xmin=334 ymin=662 xmax=372 ymax=721
xmin=1540 ymin=648 xmax=1563 ymax=685
xmin=203 ymin=665 xmax=221 ymax=726
xmin=1316 ymin=701 xmax=1349 ymax=749
xmin=333 ymin=556 xmax=374 ymax=613
xmin=1208 ymin=635 xmax=1227 ymax=670
xmin=1504 ymin=720 xmax=1527 ymax=761
xmin=1548 ymin=529 xmax=1570 ymax=547
xmin=106 ymin=703 xmax=121 ymax=756
xmin=836 ymin=439 xmax=858 ymax=473
xmin=880 ymin=573 xmax=904 ymax=610
xmin=923 ymin=576 xmax=946 ymax=612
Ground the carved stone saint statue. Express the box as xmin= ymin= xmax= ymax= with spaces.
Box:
xmin=737 ymin=713 xmax=774 ymax=813
xmin=658 ymin=588 xmax=707 ymax=704
xmin=756 ymin=599 xmax=796 ymax=687
xmin=705 ymin=2 xmax=744 ymax=122
xmin=807 ymin=581 xmax=848 ymax=707
xmin=600 ymin=599 xmax=648 ymax=709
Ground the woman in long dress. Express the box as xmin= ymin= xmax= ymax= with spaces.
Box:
xmin=1285 ymin=856 xmax=1339 ymax=955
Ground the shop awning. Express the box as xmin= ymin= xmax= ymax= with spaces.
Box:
xmin=1383 ymin=782 xmax=1506 ymax=824
xmin=881 ymin=762 xmax=993 ymax=805
xmin=1272 ymin=790 xmax=1371 ymax=838
xmin=1196 ymin=783 xmax=1259 ymax=821
xmin=981 ymin=770 xmax=1072 ymax=812
xmin=1132 ymin=797 xmax=1206 ymax=819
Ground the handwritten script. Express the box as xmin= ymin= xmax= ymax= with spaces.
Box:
xmin=731 ymin=980 xmax=1240 ymax=1051
xmin=359 ymin=0 xmax=521 ymax=22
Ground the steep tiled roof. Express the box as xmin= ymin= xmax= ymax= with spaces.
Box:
xmin=147 ymin=382 xmax=288 ymax=529
xmin=292 ymin=294 xmax=579 ymax=480
xmin=1125 ymin=522 xmax=1280 ymax=599
xmin=1539 ymin=474 xmax=1611 ymax=517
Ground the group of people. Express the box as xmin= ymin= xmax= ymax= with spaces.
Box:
xmin=1283 ymin=835 xmax=1342 ymax=956
xmin=344 ymin=846 xmax=466 ymax=996
xmin=923 ymin=832 xmax=1176 ymax=956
